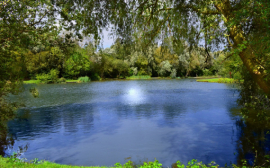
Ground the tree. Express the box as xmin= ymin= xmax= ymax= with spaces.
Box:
xmin=55 ymin=0 xmax=270 ymax=95
xmin=0 ymin=0 xmax=59 ymax=154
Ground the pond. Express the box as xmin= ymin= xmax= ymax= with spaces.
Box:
xmin=4 ymin=79 xmax=267 ymax=167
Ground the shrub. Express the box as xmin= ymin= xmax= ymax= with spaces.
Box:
xmin=137 ymin=69 xmax=148 ymax=76
xmin=36 ymin=73 xmax=50 ymax=83
xmin=58 ymin=77 xmax=66 ymax=83
xmin=233 ymin=72 xmax=242 ymax=80
xmin=158 ymin=60 xmax=172 ymax=77
xmin=48 ymin=69 xmax=59 ymax=83
xmin=36 ymin=69 xmax=59 ymax=83
xmin=170 ymin=69 xmax=177 ymax=78
xmin=129 ymin=67 xmax=138 ymax=76
xmin=203 ymin=69 xmax=213 ymax=76
xmin=78 ymin=76 xmax=90 ymax=83
xmin=90 ymin=73 xmax=101 ymax=81
xmin=217 ymin=78 xmax=236 ymax=83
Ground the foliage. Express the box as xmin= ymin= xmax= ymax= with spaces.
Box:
xmin=202 ymin=69 xmax=213 ymax=76
xmin=63 ymin=48 xmax=92 ymax=79
xmin=233 ymin=72 xmax=242 ymax=81
xmin=216 ymin=78 xmax=238 ymax=84
xmin=25 ymin=44 xmax=65 ymax=78
xmin=35 ymin=74 xmax=50 ymax=84
xmin=36 ymin=69 xmax=59 ymax=84
xmin=90 ymin=73 xmax=101 ymax=81
xmin=0 ymin=155 xmax=108 ymax=168
xmin=53 ymin=0 xmax=270 ymax=95
xmin=129 ymin=67 xmax=138 ymax=76
xmin=78 ymin=76 xmax=90 ymax=83
xmin=114 ymin=160 xmax=163 ymax=168
xmin=170 ymin=69 xmax=177 ymax=78
xmin=158 ymin=60 xmax=172 ymax=77
xmin=58 ymin=77 xmax=66 ymax=83
xmin=2 ymin=153 xmax=270 ymax=168
xmin=91 ymin=51 xmax=130 ymax=79
xmin=196 ymin=78 xmax=240 ymax=84
xmin=0 ymin=81 xmax=23 ymax=156
xmin=237 ymin=67 xmax=270 ymax=127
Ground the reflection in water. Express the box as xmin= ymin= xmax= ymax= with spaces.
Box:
xmin=0 ymin=128 xmax=14 ymax=157
xmin=125 ymin=88 xmax=146 ymax=105
xmin=3 ymin=79 xmax=269 ymax=167
xmin=233 ymin=118 xmax=270 ymax=167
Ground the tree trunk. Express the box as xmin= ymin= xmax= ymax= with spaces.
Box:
xmin=215 ymin=1 xmax=270 ymax=96
xmin=185 ymin=69 xmax=189 ymax=77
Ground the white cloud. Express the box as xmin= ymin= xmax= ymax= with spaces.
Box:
xmin=101 ymin=29 xmax=114 ymax=49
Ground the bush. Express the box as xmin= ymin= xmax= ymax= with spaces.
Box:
xmin=170 ymin=69 xmax=177 ymax=78
xmin=202 ymin=69 xmax=213 ymax=76
xmin=90 ymin=73 xmax=101 ymax=81
xmin=36 ymin=73 xmax=50 ymax=83
xmin=49 ymin=69 xmax=59 ymax=83
xmin=58 ymin=77 xmax=66 ymax=83
xmin=36 ymin=69 xmax=59 ymax=83
xmin=78 ymin=76 xmax=90 ymax=83
xmin=217 ymin=78 xmax=236 ymax=83
xmin=137 ymin=69 xmax=148 ymax=76
xmin=233 ymin=72 xmax=242 ymax=80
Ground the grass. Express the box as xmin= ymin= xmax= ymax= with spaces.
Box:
xmin=188 ymin=75 xmax=219 ymax=79
xmin=196 ymin=78 xmax=243 ymax=83
xmin=126 ymin=75 xmax=151 ymax=80
xmin=0 ymin=156 xmax=108 ymax=168
xmin=1 ymin=155 xmax=268 ymax=168
xmin=66 ymin=80 xmax=79 ymax=83
xmin=0 ymin=156 xmax=223 ymax=168
xmin=23 ymin=80 xmax=41 ymax=84
xmin=23 ymin=80 xmax=79 ymax=84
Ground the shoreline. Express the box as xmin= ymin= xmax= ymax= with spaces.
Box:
xmin=23 ymin=76 xmax=221 ymax=84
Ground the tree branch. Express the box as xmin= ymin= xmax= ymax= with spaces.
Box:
xmin=174 ymin=4 xmax=221 ymax=15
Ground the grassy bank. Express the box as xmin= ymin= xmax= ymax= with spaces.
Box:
xmin=23 ymin=80 xmax=79 ymax=84
xmin=0 ymin=156 xmax=229 ymax=168
xmin=126 ymin=76 xmax=151 ymax=80
xmin=66 ymin=80 xmax=79 ymax=83
xmin=188 ymin=76 xmax=220 ymax=79
xmin=23 ymin=80 xmax=42 ymax=84
xmin=196 ymin=78 xmax=242 ymax=83
xmin=0 ymin=156 xmax=107 ymax=168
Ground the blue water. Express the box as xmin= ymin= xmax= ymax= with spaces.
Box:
xmin=7 ymin=79 xmax=241 ymax=167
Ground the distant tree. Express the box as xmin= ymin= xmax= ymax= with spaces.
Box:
xmin=54 ymin=0 xmax=270 ymax=95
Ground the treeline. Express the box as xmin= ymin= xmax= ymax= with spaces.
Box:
xmin=20 ymin=32 xmax=240 ymax=82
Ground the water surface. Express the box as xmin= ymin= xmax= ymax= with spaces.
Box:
xmin=7 ymin=79 xmax=242 ymax=167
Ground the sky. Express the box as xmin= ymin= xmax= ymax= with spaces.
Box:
xmin=101 ymin=29 xmax=114 ymax=49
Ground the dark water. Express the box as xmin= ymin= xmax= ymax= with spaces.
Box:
xmin=5 ymin=79 xmax=259 ymax=167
